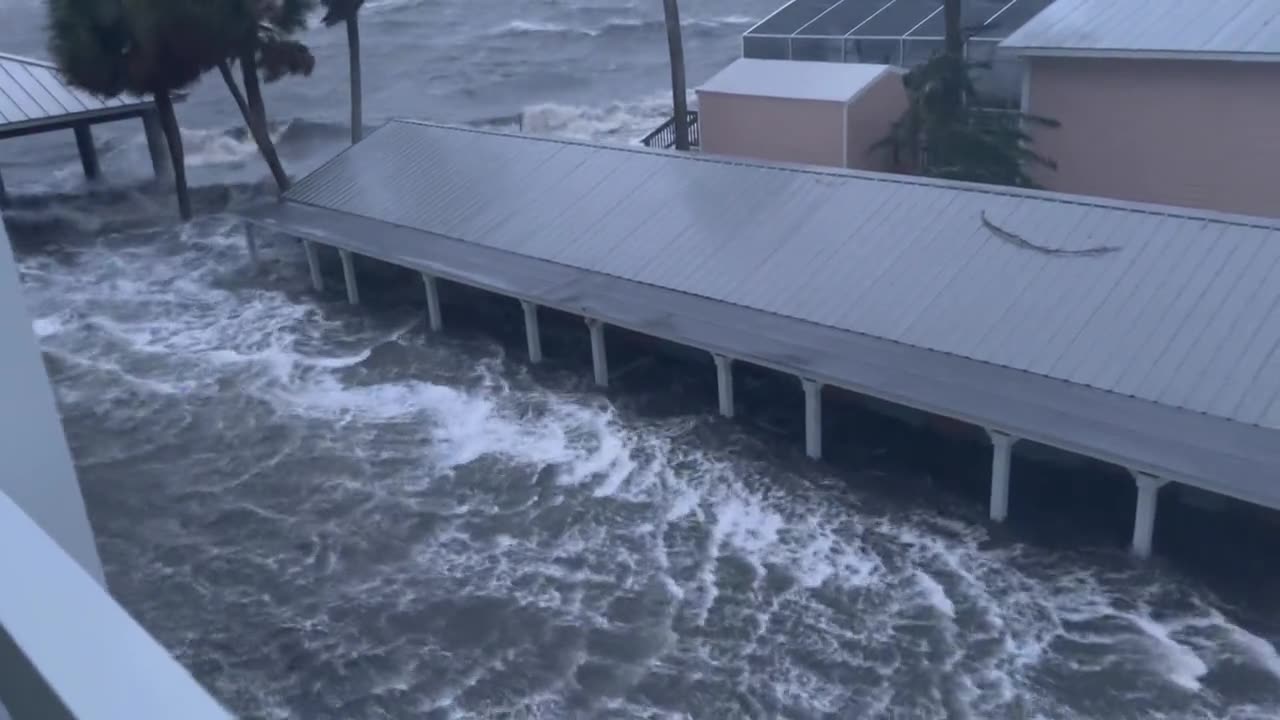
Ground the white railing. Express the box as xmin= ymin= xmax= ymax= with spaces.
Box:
xmin=0 ymin=491 xmax=232 ymax=720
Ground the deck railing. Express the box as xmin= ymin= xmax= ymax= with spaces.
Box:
xmin=0 ymin=490 xmax=231 ymax=720
xmin=640 ymin=111 xmax=700 ymax=150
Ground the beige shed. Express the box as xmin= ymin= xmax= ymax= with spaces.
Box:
xmin=695 ymin=58 xmax=907 ymax=171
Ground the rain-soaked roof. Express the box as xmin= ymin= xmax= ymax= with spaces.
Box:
xmin=1001 ymin=0 xmax=1280 ymax=61
xmin=0 ymin=52 xmax=152 ymax=137
xmin=242 ymin=120 xmax=1280 ymax=509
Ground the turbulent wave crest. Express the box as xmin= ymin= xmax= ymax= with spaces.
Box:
xmin=487 ymin=14 xmax=757 ymax=38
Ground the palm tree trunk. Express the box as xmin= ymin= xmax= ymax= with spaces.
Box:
xmin=346 ymin=15 xmax=363 ymax=144
xmin=218 ymin=61 xmax=252 ymax=124
xmin=153 ymin=91 xmax=191 ymax=221
xmin=940 ymin=0 xmax=965 ymax=118
xmin=238 ymin=52 xmax=292 ymax=193
xmin=661 ymin=0 xmax=689 ymax=151
xmin=944 ymin=0 xmax=963 ymax=59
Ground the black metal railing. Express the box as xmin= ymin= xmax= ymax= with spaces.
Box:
xmin=640 ymin=111 xmax=699 ymax=150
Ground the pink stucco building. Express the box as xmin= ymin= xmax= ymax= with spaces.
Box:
xmin=696 ymin=59 xmax=907 ymax=172
xmin=1002 ymin=0 xmax=1280 ymax=217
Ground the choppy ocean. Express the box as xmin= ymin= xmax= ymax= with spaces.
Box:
xmin=5 ymin=0 xmax=1280 ymax=718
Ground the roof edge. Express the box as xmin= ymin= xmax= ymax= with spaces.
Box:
xmin=999 ymin=45 xmax=1280 ymax=63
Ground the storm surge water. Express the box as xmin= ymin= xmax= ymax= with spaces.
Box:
xmin=4 ymin=0 xmax=1280 ymax=717
xmin=12 ymin=206 xmax=1280 ymax=719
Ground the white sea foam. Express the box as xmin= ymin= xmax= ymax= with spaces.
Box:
xmin=915 ymin=569 xmax=957 ymax=619
xmin=519 ymin=95 xmax=676 ymax=143
xmin=488 ymin=19 xmax=592 ymax=36
xmin=488 ymin=14 xmax=755 ymax=38
xmin=1127 ymin=613 xmax=1211 ymax=691
xmin=32 ymin=312 xmax=68 ymax=338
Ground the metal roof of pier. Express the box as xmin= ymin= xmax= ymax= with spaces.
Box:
xmin=0 ymin=52 xmax=152 ymax=137
xmin=1001 ymin=0 xmax=1280 ymax=61
xmin=244 ymin=120 xmax=1280 ymax=508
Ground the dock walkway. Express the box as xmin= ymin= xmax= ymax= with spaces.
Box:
xmin=240 ymin=119 xmax=1280 ymax=557
xmin=0 ymin=52 xmax=171 ymax=202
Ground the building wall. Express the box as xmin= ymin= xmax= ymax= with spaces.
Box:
xmin=846 ymin=71 xmax=909 ymax=171
xmin=698 ymin=93 xmax=846 ymax=168
xmin=0 ymin=221 xmax=103 ymax=585
xmin=1026 ymin=57 xmax=1280 ymax=217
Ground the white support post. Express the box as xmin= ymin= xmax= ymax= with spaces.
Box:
xmin=586 ymin=318 xmax=608 ymax=388
xmin=521 ymin=300 xmax=543 ymax=363
xmin=1131 ymin=472 xmax=1167 ymax=558
xmin=801 ymin=378 xmax=823 ymax=460
xmin=244 ymin=224 xmax=259 ymax=268
xmin=339 ymin=249 xmax=359 ymax=305
xmin=713 ymin=354 xmax=734 ymax=418
xmin=303 ymin=240 xmax=324 ymax=292
xmin=987 ymin=430 xmax=1017 ymax=522
xmin=422 ymin=273 xmax=443 ymax=332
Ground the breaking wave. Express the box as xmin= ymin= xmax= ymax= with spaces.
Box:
xmin=487 ymin=14 xmax=758 ymax=38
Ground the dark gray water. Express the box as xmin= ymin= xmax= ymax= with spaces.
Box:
xmin=5 ymin=1 xmax=1280 ymax=718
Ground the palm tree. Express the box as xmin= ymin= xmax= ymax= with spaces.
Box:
xmin=218 ymin=0 xmax=316 ymax=193
xmin=661 ymin=0 xmax=690 ymax=151
xmin=876 ymin=0 xmax=1057 ymax=187
xmin=319 ymin=0 xmax=365 ymax=144
xmin=48 ymin=0 xmax=197 ymax=219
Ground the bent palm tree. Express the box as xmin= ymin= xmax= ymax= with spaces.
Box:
xmin=48 ymin=0 xmax=198 ymax=219
xmin=219 ymin=0 xmax=317 ymax=194
xmin=661 ymin=0 xmax=690 ymax=151
xmin=320 ymin=0 xmax=366 ymax=144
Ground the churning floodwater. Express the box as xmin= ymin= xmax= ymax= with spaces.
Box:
xmin=4 ymin=1 xmax=1280 ymax=718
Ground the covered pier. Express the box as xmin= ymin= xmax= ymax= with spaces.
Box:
xmin=241 ymin=120 xmax=1280 ymax=558
xmin=0 ymin=52 xmax=171 ymax=204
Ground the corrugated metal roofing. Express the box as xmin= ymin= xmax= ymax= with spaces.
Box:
xmin=699 ymin=59 xmax=894 ymax=102
xmin=1001 ymin=0 xmax=1280 ymax=60
xmin=0 ymin=52 xmax=146 ymax=131
xmin=284 ymin=121 xmax=1280 ymax=435
xmin=268 ymin=120 xmax=1280 ymax=504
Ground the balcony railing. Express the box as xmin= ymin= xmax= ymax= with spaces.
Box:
xmin=0 ymin=491 xmax=231 ymax=720
xmin=640 ymin=111 xmax=700 ymax=150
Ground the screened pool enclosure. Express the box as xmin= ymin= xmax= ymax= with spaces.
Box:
xmin=742 ymin=0 xmax=1054 ymax=105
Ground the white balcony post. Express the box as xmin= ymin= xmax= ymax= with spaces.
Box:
xmin=586 ymin=318 xmax=608 ymax=387
xmin=521 ymin=300 xmax=542 ymax=363
xmin=338 ymin=249 xmax=358 ymax=305
xmin=713 ymin=354 xmax=734 ymax=418
xmin=303 ymin=240 xmax=323 ymax=292
xmin=987 ymin=430 xmax=1017 ymax=522
xmin=1131 ymin=472 xmax=1167 ymax=558
xmin=801 ymin=378 xmax=823 ymax=460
